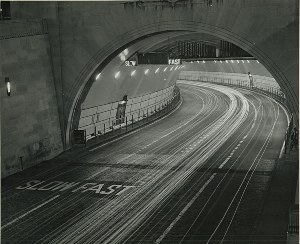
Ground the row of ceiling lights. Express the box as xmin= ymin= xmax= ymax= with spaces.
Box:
xmin=190 ymin=60 xmax=260 ymax=64
xmin=95 ymin=65 xmax=185 ymax=80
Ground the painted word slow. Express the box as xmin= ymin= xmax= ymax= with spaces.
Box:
xmin=16 ymin=180 xmax=135 ymax=196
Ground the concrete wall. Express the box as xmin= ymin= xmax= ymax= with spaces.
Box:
xmin=6 ymin=0 xmax=299 ymax=147
xmin=0 ymin=32 xmax=63 ymax=178
xmin=80 ymin=85 xmax=176 ymax=139
xmin=83 ymin=64 xmax=180 ymax=109
xmin=182 ymin=60 xmax=273 ymax=77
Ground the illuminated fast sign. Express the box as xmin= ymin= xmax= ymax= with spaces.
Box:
xmin=168 ymin=59 xmax=181 ymax=65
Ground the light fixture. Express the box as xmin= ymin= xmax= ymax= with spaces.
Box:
xmin=131 ymin=70 xmax=136 ymax=76
xmin=170 ymin=67 xmax=173 ymax=71
xmin=237 ymin=60 xmax=239 ymax=63
xmin=220 ymin=60 xmax=223 ymax=63
xmin=144 ymin=69 xmax=149 ymax=74
xmin=202 ymin=60 xmax=205 ymax=63
xmin=242 ymin=60 xmax=244 ymax=63
xmin=164 ymin=67 xmax=168 ymax=72
xmin=123 ymin=49 xmax=129 ymax=56
xmin=247 ymin=60 xmax=250 ymax=63
xmin=231 ymin=60 xmax=234 ymax=63
xmin=115 ymin=71 xmax=120 ymax=79
xmin=257 ymin=60 xmax=260 ymax=63
xmin=155 ymin=68 xmax=160 ymax=73
xmin=95 ymin=73 xmax=101 ymax=80
xmin=225 ymin=60 xmax=228 ymax=63
xmin=119 ymin=53 xmax=126 ymax=61
xmin=197 ymin=61 xmax=200 ymax=63
xmin=5 ymin=77 xmax=11 ymax=96
xmin=214 ymin=60 xmax=217 ymax=63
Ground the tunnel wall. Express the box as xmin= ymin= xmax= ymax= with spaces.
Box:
xmin=6 ymin=1 xmax=299 ymax=148
xmin=0 ymin=27 xmax=63 ymax=178
xmin=83 ymin=65 xmax=181 ymax=108
xmin=80 ymin=85 xmax=176 ymax=140
xmin=80 ymin=64 xmax=181 ymax=139
xmin=182 ymin=60 xmax=273 ymax=77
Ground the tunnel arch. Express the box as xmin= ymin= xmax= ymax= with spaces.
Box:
xmin=66 ymin=20 xmax=298 ymax=148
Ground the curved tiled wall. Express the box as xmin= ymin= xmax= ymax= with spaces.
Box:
xmin=79 ymin=85 xmax=176 ymax=140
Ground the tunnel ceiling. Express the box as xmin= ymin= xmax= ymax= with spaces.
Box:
xmin=137 ymin=32 xmax=252 ymax=59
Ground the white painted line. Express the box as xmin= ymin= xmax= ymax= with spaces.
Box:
xmin=155 ymin=174 xmax=217 ymax=244
xmin=279 ymin=140 xmax=286 ymax=159
xmin=219 ymin=158 xmax=230 ymax=169
xmin=2 ymin=195 xmax=60 ymax=229
xmin=243 ymin=135 xmax=248 ymax=139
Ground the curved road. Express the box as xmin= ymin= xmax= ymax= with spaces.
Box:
xmin=1 ymin=80 xmax=289 ymax=243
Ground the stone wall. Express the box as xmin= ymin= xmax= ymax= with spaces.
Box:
xmin=0 ymin=33 xmax=63 ymax=178
xmin=6 ymin=0 xmax=299 ymax=146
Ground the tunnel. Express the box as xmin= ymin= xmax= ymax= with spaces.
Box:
xmin=1 ymin=0 xmax=299 ymax=243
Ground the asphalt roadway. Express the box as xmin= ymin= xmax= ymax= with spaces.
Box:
xmin=1 ymin=80 xmax=289 ymax=243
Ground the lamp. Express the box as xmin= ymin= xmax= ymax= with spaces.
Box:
xmin=5 ymin=77 xmax=11 ymax=96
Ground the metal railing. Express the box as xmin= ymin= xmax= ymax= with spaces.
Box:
xmin=77 ymin=86 xmax=181 ymax=145
xmin=178 ymin=73 xmax=286 ymax=105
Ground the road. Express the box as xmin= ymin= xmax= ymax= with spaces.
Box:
xmin=1 ymin=80 xmax=289 ymax=243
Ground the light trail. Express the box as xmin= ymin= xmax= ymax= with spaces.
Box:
xmin=2 ymin=81 xmax=288 ymax=244
xmin=45 ymin=81 xmax=250 ymax=244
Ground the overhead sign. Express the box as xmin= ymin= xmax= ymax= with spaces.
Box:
xmin=73 ymin=130 xmax=85 ymax=144
xmin=125 ymin=61 xmax=137 ymax=66
xmin=168 ymin=59 xmax=181 ymax=65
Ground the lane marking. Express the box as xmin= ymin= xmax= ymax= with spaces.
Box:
xmin=155 ymin=173 xmax=217 ymax=244
xmin=219 ymin=158 xmax=230 ymax=169
xmin=279 ymin=140 xmax=286 ymax=159
xmin=2 ymin=195 xmax=60 ymax=229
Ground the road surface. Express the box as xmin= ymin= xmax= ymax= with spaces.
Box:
xmin=1 ymin=80 xmax=289 ymax=243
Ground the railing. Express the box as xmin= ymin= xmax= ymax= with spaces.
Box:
xmin=179 ymin=71 xmax=286 ymax=105
xmin=288 ymin=207 xmax=299 ymax=234
xmin=77 ymin=86 xmax=181 ymax=144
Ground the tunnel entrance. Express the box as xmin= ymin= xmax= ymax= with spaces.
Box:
xmin=66 ymin=21 xmax=298 ymax=149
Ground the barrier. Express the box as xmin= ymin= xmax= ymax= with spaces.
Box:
xmin=76 ymin=86 xmax=180 ymax=145
xmin=178 ymin=71 xmax=286 ymax=105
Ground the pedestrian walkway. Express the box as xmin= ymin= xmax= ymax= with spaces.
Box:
xmin=253 ymin=146 xmax=298 ymax=243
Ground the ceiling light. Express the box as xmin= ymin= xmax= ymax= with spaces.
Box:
xmin=95 ymin=73 xmax=101 ymax=80
xmin=131 ymin=70 xmax=136 ymax=76
xmin=123 ymin=49 xmax=129 ymax=56
xmin=115 ymin=71 xmax=120 ymax=79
